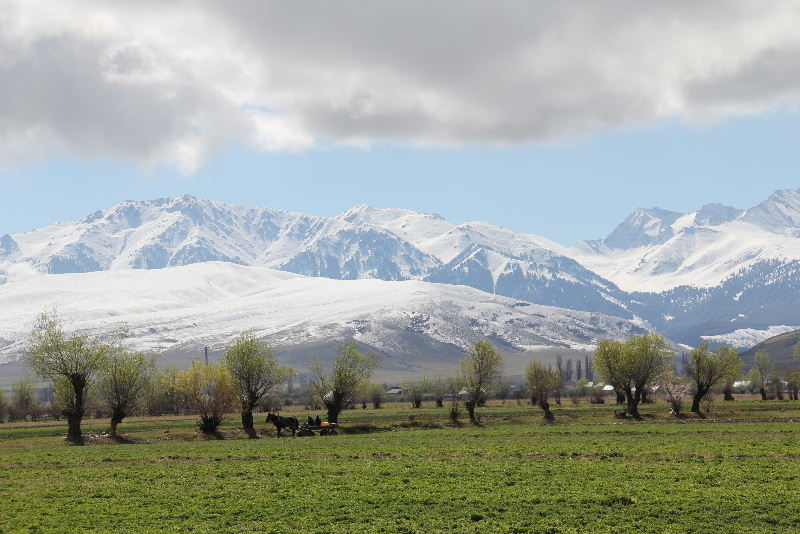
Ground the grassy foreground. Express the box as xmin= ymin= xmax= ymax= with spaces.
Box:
xmin=2 ymin=399 xmax=800 ymax=533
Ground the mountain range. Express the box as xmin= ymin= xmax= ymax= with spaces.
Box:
xmin=2 ymin=188 xmax=800 ymax=371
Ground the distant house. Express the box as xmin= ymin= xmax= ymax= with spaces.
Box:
xmin=386 ymin=386 xmax=403 ymax=396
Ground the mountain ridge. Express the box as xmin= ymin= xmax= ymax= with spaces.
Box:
xmin=3 ymin=189 xmax=800 ymax=347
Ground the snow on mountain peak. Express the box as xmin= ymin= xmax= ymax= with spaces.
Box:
xmin=741 ymin=188 xmax=800 ymax=231
xmin=602 ymin=207 xmax=684 ymax=250
xmin=694 ymin=203 xmax=743 ymax=226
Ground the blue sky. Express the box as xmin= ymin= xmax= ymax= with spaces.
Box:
xmin=2 ymin=3 xmax=800 ymax=246
xmin=2 ymin=112 xmax=798 ymax=246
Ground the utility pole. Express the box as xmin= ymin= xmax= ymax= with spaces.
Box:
xmin=204 ymin=346 xmax=209 ymax=365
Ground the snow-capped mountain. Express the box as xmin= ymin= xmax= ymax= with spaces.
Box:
xmin=0 ymin=195 xmax=634 ymax=321
xmin=2 ymin=188 xmax=800 ymax=348
xmin=0 ymin=262 xmax=646 ymax=368
xmin=571 ymin=189 xmax=800 ymax=292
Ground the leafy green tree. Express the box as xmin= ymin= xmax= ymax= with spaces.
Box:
xmin=366 ymin=383 xmax=385 ymax=409
xmin=10 ymin=377 xmax=39 ymax=422
xmin=222 ymin=333 xmax=295 ymax=437
xmin=753 ymin=350 xmax=774 ymax=400
xmin=594 ymin=334 xmax=672 ymax=418
xmin=26 ymin=311 xmax=109 ymax=443
xmin=683 ymin=343 xmax=743 ymax=413
xmin=309 ymin=341 xmax=379 ymax=423
xmin=402 ymin=378 xmax=429 ymax=409
xmin=97 ymin=349 xmax=155 ymax=436
xmin=461 ymin=340 xmax=503 ymax=423
xmin=147 ymin=366 xmax=184 ymax=415
xmin=746 ymin=367 xmax=763 ymax=397
xmin=177 ymin=362 xmax=237 ymax=434
xmin=721 ymin=350 xmax=744 ymax=401
xmin=525 ymin=361 xmax=559 ymax=420
xmin=786 ymin=370 xmax=800 ymax=400
xmin=429 ymin=376 xmax=447 ymax=407
xmin=0 ymin=387 xmax=6 ymax=423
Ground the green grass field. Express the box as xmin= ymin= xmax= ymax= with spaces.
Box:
xmin=2 ymin=399 xmax=800 ymax=534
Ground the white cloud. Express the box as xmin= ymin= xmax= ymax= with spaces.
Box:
xmin=2 ymin=1 xmax=800 ymax=172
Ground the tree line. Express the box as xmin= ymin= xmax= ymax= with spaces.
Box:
xmin=3 ymin=311 xmax=799 ymax=441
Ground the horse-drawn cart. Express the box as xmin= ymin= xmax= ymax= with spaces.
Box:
xmin=297 ymin=422 xmax=339 ymax=437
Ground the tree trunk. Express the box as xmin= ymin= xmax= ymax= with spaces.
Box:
xmin=691 ymin=388 xmax=706 ymax=413
xmin=110 ymin=407 xmax=126 ymax=437
xmin=66 ymin=410 xmax=83 ymax=443
xmin=723 ymin=385 xmax=735 ymax=401
xmin=67 ymin=375 xmax=86 ymax=444
xmin=241 ymin=410 xmax=257 ymax=438
xmin=625 ymin=389 xmax=640 ymax=418
xmin=465 ymin=400 xmax=476 ymax=422
xmin=760 ymin=387 xmax=767 ymax=400
xmin=539 ymin=399 xmax=554 ymax=421
xmin=325 ymin=392 xmax=345 ymax=424
xmin=435 ymin=397 xmax=443 ymax=408
xmin=615 ymin=390 xmax=625 ymax=404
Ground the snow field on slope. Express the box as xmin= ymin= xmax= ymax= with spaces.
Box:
xmin=0 ymin=262 xmax=641 ymax=363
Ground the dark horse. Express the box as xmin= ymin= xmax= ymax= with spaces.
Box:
xmin=266 ymin=413 xmax=299 ymax=437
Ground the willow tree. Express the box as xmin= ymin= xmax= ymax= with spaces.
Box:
xmin=222 ymin=333 xmax=295 ymax=437
xmin=26 ymin=311 xmax=109 ymax=443
xmin=461 ymin=340 xmax=504 ymax=423
xmin=594 ymin=334 xmax=671 ymax=418
xmin=177 ymin=362 xmax=237 ymax=434
xmin=97 ymin=349 xmax=156 ymax=436
xmin=525 ymin=361 xmax=559 ymax=420
xmin=402 ymin=378 xmax=429 ymax=409
xmin=753 ymin=350 xmax=774 ymax=400
xmin=309 ymin=341 xmax=379 ymax=424
xmin=683 ymin=343 xmax=742 ymax=413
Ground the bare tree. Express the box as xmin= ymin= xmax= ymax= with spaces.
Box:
xmin=26 ymin=311 xmax=109 ymax=443
xmin=657 ymin=368 xmax=690 ymax=416
xmin=222 ymin=332 xmax=295 ymax=438
xmin=525 ymin=361 xmax=559 ymax=420
xmin=461 ymin=340 xmax=503 ymax=423
xmin=309 ymin=341 xmax=379 ymax=423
